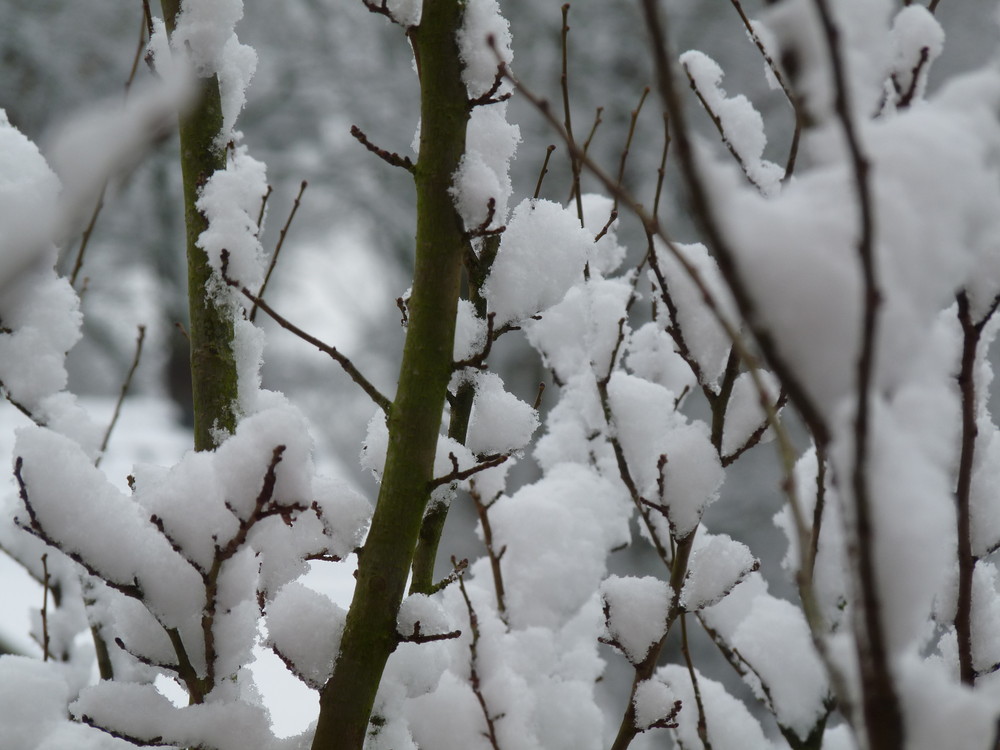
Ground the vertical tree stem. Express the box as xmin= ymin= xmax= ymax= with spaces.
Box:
xmin=410 ymin=230 xmax=501 ymax=594
xmin=161 ymin=0 xmax=239 ymax=452
xmin=311 ymin=2 xmax=470 ymax=747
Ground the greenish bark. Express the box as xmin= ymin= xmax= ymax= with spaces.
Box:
xmin=409 ymin=233 xmax=498 ymax=595
xmin=311 ymin=2 xmax=470 ymax=748
xmin=161 ymin=0 xmax=239 ymax=452
xmin=409 ymin=378 xmax=473 ymax=595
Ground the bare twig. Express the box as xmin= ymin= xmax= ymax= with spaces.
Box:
xmin=532 ymin=382 xmax=545 ymax=410
xmin=593 ymin=209 xmax=618 ymax=243
xmin=955 ymin=291 xmax=981 ymax=686
xmin=560 ymin=4 xmax=585 ymax=225
xmin=428 ymin=451 xmax=512 ymax=490
xmin=679 ymin=613 xmax=712 ymax=749
xmin=805 ymin=444 xmax=828 ymax=586
xmin=720 ymin=390 xmax=788 ymax=467
xmin=96 ymin=325 xmax=146 ymax=467
xmin=124 ymin=4 xmax=150 ymax=97
xmin=350 ymin=124 xmax=415 ymax=171
xmin=397 ymin=621 xmax=463 ymax=645
xmin=890 ymin=46 xmax=930 ymax=110
xmin=454 ymin=312 xmax=496 ymax=370
xmin=429 ymin=557 xmax=468 ymax=596
xmin=362 ymin=0 xmax=406 ymax=26
xmin=455 ymin=558 xmax=505 ymax=750
xmin=465 ymin=198 xmax=505 ymax=240
xmin=652 ymin=112 xmax=671 ymax=221
xmin=613 ymin=88 xmax=650 ymax=212
xmin=255 ymin=184 xmax=273 ymax=236
xmin=579 ymin=106 xmax=604 ymax=166
xmin=69 ymin=185 xmax=107 ymax=289
xmin=469 ymin=483 xmax=507 ymax=619
xmin=469 ymin=65 xmax=512 ymax=108
xmin=220 ymin=250 xmax=392 ymax=414
xmin=534 ymin=145 xmax=557 ymax=199
xmin=40 ymin=554 xmax=51 ymax=662
xmin=250 ymin=179 xmax=307 ymax=323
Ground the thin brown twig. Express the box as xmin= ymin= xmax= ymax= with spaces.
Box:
xmin=40 ymin=553 xmax=51 ymax=662
xmin=955 ymin=291 xmax=980 ymax=686
xmin=806 ymin=443 xmax=828 ymax=586
xmin=397 ymin=621 xmax=463 ymax=644
xmin=255 ymin=184 xmax=273 ymax=236
xmin=454 ymin=558 xmax=504 ymax=750
xmin=560 ymin=4 xmax=585 ymax=225
xmin=468 ymin=65 xmax=512 ymax=108
xmin=653 ymin=112 xmax=671 ymax=221
xmin=614 ymin=88 xmax=650 ymax=212
xmin=580 ymin=106 xmax=604 ymax=166
xmin=454 ymin=312 xmax=496 ymax=370
xmin=534 ymin=144 xmax=557 ymax=199
xmin=220 ymin=250 xmax=392 ymax=414
xmin=362 ymin=0 xmax=405 ymax=25
xmin=469 ymin=483 xmax=507 ymax=620
xmin=593 ymin=209 xmax=618 ymax=243
xmin=679 ymin=612 xmax=713 ymax=749
xmin=69 ymin=186 xmax=107 ymax=289
xmin=350 ymin=125 xmax=415 ymax=171
xmin=428 ymin=451 xmax=512 ymax=490
xmin=124 ymin=4 xmax=150 ymax=98
xmin=890 ymin=46 xmax=930 ymax=110
xmin=251 ymin=180 xmax=307 ymax=323
xmin=96 ymin=325 xmax=146 ymax=467
xmin=720 ymin=390 xmax=788 ymax=467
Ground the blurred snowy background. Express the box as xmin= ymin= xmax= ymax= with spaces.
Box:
xmin=0 ymin=0 xmax=996 ymax=738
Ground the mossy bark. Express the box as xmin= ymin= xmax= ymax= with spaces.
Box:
xmin=161 ymin=0 xmax=239 ymax=452
xmin=311 ymin=2 xmax=470 ymax=748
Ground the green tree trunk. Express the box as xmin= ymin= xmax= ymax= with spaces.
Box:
xmin=311 ymin=2 xmax=470 ymax=747
xmin=161 ymin=0 xmax=239 ymax=452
